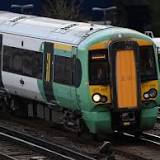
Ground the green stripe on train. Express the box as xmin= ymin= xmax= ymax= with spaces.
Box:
xmin=37 ymin=79 xmax=47 ymax=102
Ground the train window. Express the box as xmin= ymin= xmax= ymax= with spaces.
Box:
xmin=13 ymin=54 xmax=23 ymax=73
xmin=89 ymin=49 xmax=110 ymax=85
xmin=54 ymin=56 xmax=73 ymax=85
xmin=3 ymin=46 xmax=43 ymax=79
xmin=72 ymin=58 xmax=82 ymax=88
xmin=3 ymin=46 xmax=21 ymax=72
xmin=139 ymin=46 xmax=157 ymax=81
xmin=23 ymin=54 xmax=33 ymax=76
xmin=32 ymin=52 xmax=43 ymax=79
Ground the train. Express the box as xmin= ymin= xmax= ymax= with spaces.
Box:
xmin=0 ymin=11 xmax=159 ymax=135
xmin=152 ymin=38 xmax=160 ymax=54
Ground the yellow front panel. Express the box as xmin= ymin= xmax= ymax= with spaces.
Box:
xmin=133 ymin=39 xmax=153 ymax=46
xmin=89 ymin=40 xmax=109 ymax=50
xmin=141 ymin=80 xmax=158 ymax=100
xmin=90 ymin=85 xmax=111 ymax=104
xmin=116 ymin=50 xmax=137 ymax=109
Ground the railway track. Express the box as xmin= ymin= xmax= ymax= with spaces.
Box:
xmin=122 ymin=132 xmax=160 ymax=146
xmin=0 ymin=153 xmax=19 ymax=160
xmin=0 ymin=126 xmax=97 ymax=160
xmin=112 ymin=132 xmax=160 ymax=160
xmin=0 ymin=133 xmax=47 ymax=160
xmin=1 ymin=114 xmax=160 ymax=160
xmin=141 ymin=132 xmax=160 ymax=145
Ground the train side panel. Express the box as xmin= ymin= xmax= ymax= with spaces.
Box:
xmin=1 ymin=33 xmax=81 ymax=110
xmin=1 ymin=33 xmax=45 ymax=102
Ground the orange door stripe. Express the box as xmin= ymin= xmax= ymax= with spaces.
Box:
xmin=116 ymin=50 xmax=137 ymax=109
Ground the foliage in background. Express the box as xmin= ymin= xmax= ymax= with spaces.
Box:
xmin=42 ymin=0 xmax=160 ymax=36
xmin=148 ymin=0 xmax=160 ymax=36
xmin=42 ymin=0 xmax=85 ymax=21
xmin=112 ymin=0 xmax=128 ymax=27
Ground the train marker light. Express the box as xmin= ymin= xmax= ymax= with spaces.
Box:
xmin=149 ymin=88 xmax=157 ymax=98
xmin=101 ymin=96 xmax=108 ymax=103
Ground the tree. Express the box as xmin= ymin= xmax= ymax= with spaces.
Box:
xmin=42 ymin=0 xmax=84 ymax=21
xmin=112 ymin=0 xmax=128 ymax=27
xmin=148 ymin=0 xmax=160 ymax=36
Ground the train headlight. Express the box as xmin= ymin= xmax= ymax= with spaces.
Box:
xmin=92 ymin=93 xmax=101 ymax=103
xmin=149 ymin=88 xmax=157 ymax=98
xmin=143 ymin=93 xmax=149 ymax=99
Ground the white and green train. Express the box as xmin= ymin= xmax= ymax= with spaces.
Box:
xmin=0 ymin=11 xmax=159 ymax=135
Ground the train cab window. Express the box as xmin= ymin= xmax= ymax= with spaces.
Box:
xmin=139 ymin=46 xmax=157 ymax=81
xmin=3 ymin=46 xmax=43 ymax=79
xmin=54 ymin=55 xmax=73 ymax=85
xmin=89 ymin=49 xmax=110 ymax=85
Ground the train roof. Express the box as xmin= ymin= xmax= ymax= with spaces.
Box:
xmin=0 ymin=11 xmax=111 ymax=45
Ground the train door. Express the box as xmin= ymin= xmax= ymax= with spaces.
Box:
xmin=43 ymin=42 xmax=55 ymax=102
xmin=109 ymin=41 xmax=140 ymax=110
xmin=53 ymin=45 xmax=79 ymax=110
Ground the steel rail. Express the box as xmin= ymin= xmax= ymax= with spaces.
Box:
xmin=0 ymin=132 xmax=74 ymax=160
xmin=113 ymin=133 xmax=153 ymax=160
xmin=123 ymin=132 xmax=160 ymax=146
xmin=0 ymin=152 xmax=18 ymax=160
xmin=0 ymin=126 xmax=96 ymax=160
xmin=141 ymin=132 xmax=160 ymax=146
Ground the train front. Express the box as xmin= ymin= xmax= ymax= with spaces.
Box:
xmin=79 ymin=27 xmax=159 ymax=134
